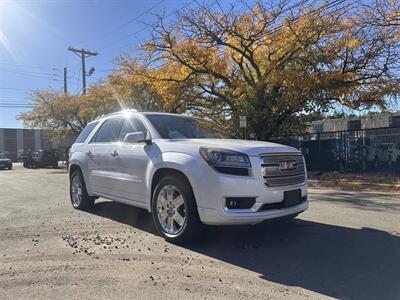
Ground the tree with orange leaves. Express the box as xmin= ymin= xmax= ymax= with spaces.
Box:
xmin=119 ymin=0 xmax=400 ymax=139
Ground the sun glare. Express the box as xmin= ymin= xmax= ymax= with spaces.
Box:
xmin=0 ymin=30 xmax=11 ymax=52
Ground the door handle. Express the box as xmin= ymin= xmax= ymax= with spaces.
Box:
xmin=110 ymin=150 xmax=119 ymax=157
xmin=87 ymin=150 xmax=92 ymax=156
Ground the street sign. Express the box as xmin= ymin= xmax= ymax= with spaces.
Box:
xmin=239 ymin=115 xmax=247 ymax=128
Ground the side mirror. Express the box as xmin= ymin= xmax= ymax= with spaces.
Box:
xmin=123 ymin=132 xmax=151 ymax=145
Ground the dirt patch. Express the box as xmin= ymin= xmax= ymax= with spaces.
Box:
xmin=308 ymin=171 xmax=400 ymax=191
xmin=62 ymin=234 xmax=129 ymax=257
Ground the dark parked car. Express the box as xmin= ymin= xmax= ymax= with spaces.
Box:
xmin=0 ymin=153 xmax=12 ymax=170
xmin=23 ymin=149 xmax=59 ymax=168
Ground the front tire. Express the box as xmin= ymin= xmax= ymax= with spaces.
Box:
xmin=152 ymin=175 xmax=202 ymax=243
xmin=69 ymin=170 xmax=95 ymax=210
xmin=7 ymin=164 xmax=12 ymax=170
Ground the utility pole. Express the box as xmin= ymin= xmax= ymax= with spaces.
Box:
xmin=67 ymin=47 xmax=99 ymax=95
xmin=63 ymin=67 xmax=67 ymax=94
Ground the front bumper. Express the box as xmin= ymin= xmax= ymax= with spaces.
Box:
xmin=198 ymin=199 xmax=308 ymax=225
xmin=190 ymin=155 xmax=308 ymax=225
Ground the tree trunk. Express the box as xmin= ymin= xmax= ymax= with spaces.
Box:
xmin=256 ymin=117 xmax=270 ymax=141
xmin=254 ymin=88 xmax=271 ymax=141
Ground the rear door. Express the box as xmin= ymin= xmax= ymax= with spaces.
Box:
xmin=87 ymin=117 xmax=124 ymax=196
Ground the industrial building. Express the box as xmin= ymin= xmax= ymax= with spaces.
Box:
xmin=0 ymin=128 xmax=75 ymax=161
xmin=308 ymin=111 xmax=400 ymax=133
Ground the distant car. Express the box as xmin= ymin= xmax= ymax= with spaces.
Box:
xmin=23 ymin=149 xmax=59 ymax=168
xmin=0 ymin=153 xmax=12 ymax=170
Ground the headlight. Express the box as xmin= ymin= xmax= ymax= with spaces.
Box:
xmin=199 ymin=148 xmax=251 ymax=176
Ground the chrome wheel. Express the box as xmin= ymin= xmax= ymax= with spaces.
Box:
xmin=71 ymin=174 xmax=83 ymax=207
xmin=156 ymin=185 xmax=187 ymax=236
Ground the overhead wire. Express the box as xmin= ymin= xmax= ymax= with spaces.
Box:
xmin=99 ymin=0 xmax=197 ymax=52
xmin=106 ymin=0 xmax=166 ymax=36
xmin=0 ymin=62 xmax=62 ymax=70
xmin=0 ymin=69 xmax=63 ymax=82
xmin=141 ymin=0 xmax=349 ymax=71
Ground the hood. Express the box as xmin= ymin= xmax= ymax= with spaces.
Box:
xmin=157 ymin=138 xmax=300 ymax=157
xmin=0 ymin=158 xmax=11 ymax=162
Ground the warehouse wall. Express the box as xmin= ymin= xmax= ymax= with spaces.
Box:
xmin=0 ymin=128 xmax=52 ymax=161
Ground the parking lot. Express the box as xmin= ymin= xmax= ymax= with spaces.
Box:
xmin=0 ymin=166 xmax=399 ymax=300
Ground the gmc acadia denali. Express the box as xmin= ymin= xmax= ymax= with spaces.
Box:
xmin=68 ymin=110 xmax=308 ymax=242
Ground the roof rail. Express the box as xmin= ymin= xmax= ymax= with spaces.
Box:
xmin=95 ymin=108 xmax=138 ymax=120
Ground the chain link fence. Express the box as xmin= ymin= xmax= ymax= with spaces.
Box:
xmin=271 ymin=127 xmax=400 ymax=174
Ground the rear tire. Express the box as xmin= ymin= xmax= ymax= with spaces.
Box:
xmin=152 ymin=175 xmax=203 ymax=243
xmin=69 ymin=170 xmax=95 ymax=210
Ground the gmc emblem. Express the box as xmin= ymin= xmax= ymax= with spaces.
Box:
xmin=279 ymin=161 xmax=297 ymax=171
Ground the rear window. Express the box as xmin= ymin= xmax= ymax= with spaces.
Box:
xmin=75 ymin=121 xmax=99 ymax=143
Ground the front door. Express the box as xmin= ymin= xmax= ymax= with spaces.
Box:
xmin=113 ymin=116 xmax=151 ymax=202
xmin=114 ymin=143 xmax=150 ymax=202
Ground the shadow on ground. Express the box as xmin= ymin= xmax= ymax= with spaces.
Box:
xmin=89 ymin=201 xmax=400 ymax=300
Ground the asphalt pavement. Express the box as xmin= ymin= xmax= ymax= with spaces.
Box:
xmin=0 ymin=166 xmax=399 ymax=299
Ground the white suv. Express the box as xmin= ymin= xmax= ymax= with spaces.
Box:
xmin=69 ymin=110 xmax=308 ymax=242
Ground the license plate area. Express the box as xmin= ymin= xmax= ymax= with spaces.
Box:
xmin=283 ymin=189 xmax=301 ymax=208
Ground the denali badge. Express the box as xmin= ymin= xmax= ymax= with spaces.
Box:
xmin=279 ymin=161 xmax=297 ymax=171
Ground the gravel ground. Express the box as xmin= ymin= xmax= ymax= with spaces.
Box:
xmin=0 ymin=166 xmax=399 ymax=300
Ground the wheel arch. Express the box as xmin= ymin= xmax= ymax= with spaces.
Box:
xmin=68 ymin=163 xmax=82 ymax=178
xmin=150 ymin=167 xmax=196 ymax=212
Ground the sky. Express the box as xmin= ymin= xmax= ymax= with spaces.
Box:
xmin=0 ymin=0 xmax=197 ymax=128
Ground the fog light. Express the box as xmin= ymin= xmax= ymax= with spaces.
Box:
xmin=225 ymin=197 xmax=256 ymax=209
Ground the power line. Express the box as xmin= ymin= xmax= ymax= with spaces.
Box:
xmin=0 ymin=67 xmax=61 ymax=77
xmin=0 ymin=104 xmax=33 ymax=108
xmin=100 ymin=0 xmax=197 ymax=52
xmin=0 ymin=87 xmax=31 ymax=91
xmin=68 ymin=47 xmax=99 ymax=95
xmin=0 ymin=97 xmax=30 ymax=100
xmin=107 ymin=0 xmax=165 ymax=35
xmin=0 ymin=62 xmax=62 ymax=70
xmin=145 ymin=0 xmax=348 ymax=71
xmin=0 ymin=68 xmax=62 ymax=81
xmin=75 ymin=67 xmax=82 ymax=95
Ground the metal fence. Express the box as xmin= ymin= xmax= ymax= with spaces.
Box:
xmin=271 ymin=127 xmax=400 ymax=174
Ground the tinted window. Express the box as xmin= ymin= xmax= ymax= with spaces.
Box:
xmin=92 ymin=118 xmax=123 ymax=143
xmin=118 ymin=117 xmax=148 ymax=141
xmin=146 ymin=114 xmax=234 ymax=139
xmin=75 ymin=121 xmax=99 ymax=143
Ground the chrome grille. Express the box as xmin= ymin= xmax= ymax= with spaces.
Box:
xmin=261 ymin=153 xmax=306 ymax=187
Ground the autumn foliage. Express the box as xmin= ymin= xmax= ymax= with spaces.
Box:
xmin=19 ymin=0 xmax=400 ymax=140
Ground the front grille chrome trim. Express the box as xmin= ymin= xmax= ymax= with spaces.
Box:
xmin=260 ymin=153 xmax=306 ymax=187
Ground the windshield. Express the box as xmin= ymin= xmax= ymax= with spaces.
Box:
xmin=146 ymin=114 xmax=235 ymax=139
xmin=0 ymin=153 xmax=5 ymax=159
